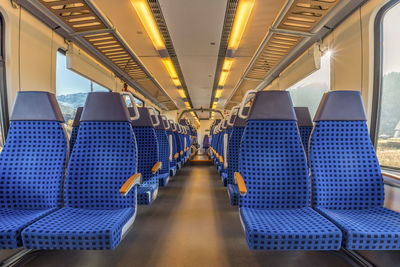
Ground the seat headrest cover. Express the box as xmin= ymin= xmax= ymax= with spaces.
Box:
xmin=233 ymin=107 xmax=249 ymax=127
xmin=130 ymin=107 xmax=154 ymax=127
xmin=247 ymin=91 xmax=297 ymax=121
xmin=294 ymin=107 xmax=313 ymax=127
xmin=80 ymin=92 xmax=130 ymax=122
xmin=227 ymin=115 xmax=236 ymax=129
xmin=154 ymin=115 xmax=166 ymax=130
xmin=11 ymin=91 xmax=64 ymax=122
xmin=169 ymin=120 xmax=177 ymax=132
xmin=72 ymin=107 xmax=84 ymax=127
xmin=179 ymin=119 xmax=188 ymax=126
xmin=314 ymin=91 xmax=367 ymax=121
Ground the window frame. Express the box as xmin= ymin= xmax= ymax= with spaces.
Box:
xmin=371 ymin=0 xmax=400 ymax=171
xmin=371 ymin=0 xmax=400 ymax=145
xmin=0 ymin=13 xmax=9 ymax=142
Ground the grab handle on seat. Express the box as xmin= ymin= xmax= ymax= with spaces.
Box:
xmin=238 ymin=90 xmax=257 ymax=119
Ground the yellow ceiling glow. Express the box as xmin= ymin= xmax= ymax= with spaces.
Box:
xmin=222 ymin=58 xmax=233 ymax=72
xmin=218 ymin=71 xmax=229 ymax=87
xmin=228 ymin=0 xmax=255 ymax=50
xmin=215 ymin=89 xmax=223 ymax=98
xmin=178 ymin=89 xmax=186 ymax=98
xmin=131 ymin=0 xmax=165 ymax=50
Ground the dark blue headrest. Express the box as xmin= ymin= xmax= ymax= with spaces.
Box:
xmin=11 ymin=91 xmax=64 ymax=122
xmin=179 ymin=119 xmax=188 ymax=126
xmin=80 ymin=92 xmax=130 ymax=122
xmin=72 ymin=107 xmax=84 ymax=127
xmin=169 ymin=120 xmax=177 ymax=132
xmin=294 ymin=107 xmax=312 ymax=127
xmin=154 ymin=115 xmax=167 ymax=130
xmin=221 ymin=120 xmax=228 ymax=130
xmin=233 ymin=107 xmax=249 ymax=127
xmin=130 ymin=107 xmax=154 ymax=127
xmin=247 ymin=91 xmax=296 ymax=121
xmin=314 ymin=91 xmax=367 ymax=121
xmin=227 ymin=115 xmax=236 ymax=129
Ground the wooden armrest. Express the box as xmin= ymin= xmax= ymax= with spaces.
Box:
xmin=216 ymin=153 xmax=219 ymax=158
xmin=180 ymin=151 xmax=183 ymax=155
xmin=174 ymin=153 xmax=179 ymax=159
xmin=234 ymin=172 xmax=247 ymax=196
xmin=219 ymin=156 xmax=223 ymax=164
xmin=120 ymin=173 xmax=142 ymax=196
xmin=152 ymin=162 xmax=162 ymax=174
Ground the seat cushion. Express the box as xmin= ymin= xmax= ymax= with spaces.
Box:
xmin=317 ymin=207 xmax=400 ymax=250
xmin=159 ymin=173 xmax=170 ymax=187
xmin=0 ymin=208 xmax=56 ymax=249
xmin=240 ymin=207 xmax=342 ymax=250
xmin=227 ymin=184 xmax=239 ymax=206
xmin=222 ymin=172 xmax=228 ymax=187
xmin=22 ymin=207 xmax=135 ymax=250
xmin=137 ymin=184 xmax=158 ymax=205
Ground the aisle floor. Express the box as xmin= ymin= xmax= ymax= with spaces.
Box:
xmin=16 ymin=162 xmax=392 ymax=267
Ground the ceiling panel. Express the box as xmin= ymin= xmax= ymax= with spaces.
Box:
xmin=158 ymin=0 xmax=227 ymax=108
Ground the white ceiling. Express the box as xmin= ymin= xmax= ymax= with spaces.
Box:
xmin=158 ymin=0 xmax=227 ymax=108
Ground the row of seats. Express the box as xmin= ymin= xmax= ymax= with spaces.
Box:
xmin=0 ymin=91 xmax=196 ymax=250
xmin=210 ymin=90 xmax=400 ymax=251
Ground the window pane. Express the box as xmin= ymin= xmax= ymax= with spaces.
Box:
xmin=287 ymin=54 xmax=331 ymax=118
xmin=123 ymin=94 xmax=144 ymax=107
xmin=0 ymin=16 xmax=7 ymax=151
xmin=93 ymin=82 xmax=110 ymax=92
xmin=376 ymin=3 xmax=400 ymax=168
xmin=56 ymin=52 xmax=91 ymax=135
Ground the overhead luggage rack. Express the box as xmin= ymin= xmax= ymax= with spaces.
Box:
xmin=17 ymin=0 xmax=177 ymax=110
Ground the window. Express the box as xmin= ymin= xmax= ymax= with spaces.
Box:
xmin=124 ymin=94 xmax=145 ymax=108
xmin=0 ymin=14 xmax=9 ymax=151
xmin=56 ymin=51 xmax=110 ymax=136
xmin=374 ymin=1 xmax=400 ymax=169
xmin=287 ymin=53 xmax=331 ymax=118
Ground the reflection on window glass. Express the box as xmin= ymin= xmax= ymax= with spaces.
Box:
xmin=0 ymin=16 xmax=7 ymax=151
xmin=124 ymin=94 xmax=144 ymax=108
xmin=56 ymin=52 xmax=110 ymax=137
xmin=287 ymin=53 xmax=331 ymax=118
xmin=376 ymin=3 xmax=400 ymax=168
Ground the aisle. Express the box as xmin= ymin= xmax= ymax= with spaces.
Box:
xmin=19 ymin=164 xmax=353 ymax=267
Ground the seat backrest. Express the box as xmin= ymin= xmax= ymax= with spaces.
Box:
xmin=203 ymin=135 xmax=210 ymax=148
xmin=0 ymin=91 xmax=67 ymax=209
xmin=239 ymin=91 xmax=310 ymax=209
xmin=310 ymin=91 xmax=384 ymax=209
xmin=130 ymin=107 xmax=159 ymax=187
xmin=294 ymin=107 xmax=313 ymax=160
xmin=70 ymin=107 xmax=83 ymax=152
xmin=65 ymin=92 xmax=137 ymax=209
xmin=153 ymin=115 xmax=170 ymax=175
xmin=226 ymin=108 xmax=249 ymax=185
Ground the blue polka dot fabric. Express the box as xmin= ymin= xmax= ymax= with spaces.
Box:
xmin=238 ymin=120 xmax=342 ymax=250
xmin=240 ymin=207 xmax=342 ymax=250
xmin=0 ymin=121 xmax=67 ymax=248
xmin=316 ymin=207 xmax=400 ymax=250
xmin=22 ymin=207 xmax=135 ymax=250
xmin=226 ymin=127 xmax=245 ymax=186
xmin=239 ymin=121 xmax=310 ymax=209
xmin=69 ymin=126 xmax=79 ymax=153
xmin=227 ymin=184 xmax=239 ymax=206
xmin=298 ymin=126 xmax=312 ymax=161
xmin=310 ymin=120 xmax=400 ymax=250
xmin=133 ymin=127 xmax=160 ymax=205
xmin=310 ymin=121 xmax=384 ymax=209
xmin=22 ymin=121 xmax=138 ymax=250
xmin=155 ymin=129 xmax=170 ymax=187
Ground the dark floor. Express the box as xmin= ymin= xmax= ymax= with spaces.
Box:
xmin=13 ymin=160 xmax=400 ymax=267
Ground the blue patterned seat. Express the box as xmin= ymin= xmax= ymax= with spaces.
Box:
xmin=294 ymin=107 xmax=313 ymax=161
xmin=237 ymin=91 xmax=342 ymax=250
xmin=225 ymin=109 xmax=248 ymax=205
xmin=0 ymin=92 xmax=67 ymax=249
xmin=131 ymin=107 xmax=160 ymax=205
xmin=154 ymin=115 xmax=170 ymax=187
xmin=22 ymin=92 xmax=141 ymax=250
xmin=310 ymin=91 xmax=400 ymax=250
xmin=69 ymin=107 xmax=83 ymax=153
xmin=167 ymin=120 xmax=177 ymax=177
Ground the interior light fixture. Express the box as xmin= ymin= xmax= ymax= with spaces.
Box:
xmin=178 ymin=89 xmax=186 ymax=98
xmin=222 ymin=58 xmax=233 ymax=72
xmin=227 ymin=0 xmax=255 ymax=50
xmin=215 ymin=89 xmax=223 ymax=98
xmin=130 ymin=0 xmax=165 ymax=50
xmin=161 ymin=58 xmax=178 ymax=79
xmin=218 ymin=71 xmax=229 ymax=87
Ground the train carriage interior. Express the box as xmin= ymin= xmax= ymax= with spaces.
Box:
xmin=1 ymin=0 xmax=400 ymax=266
